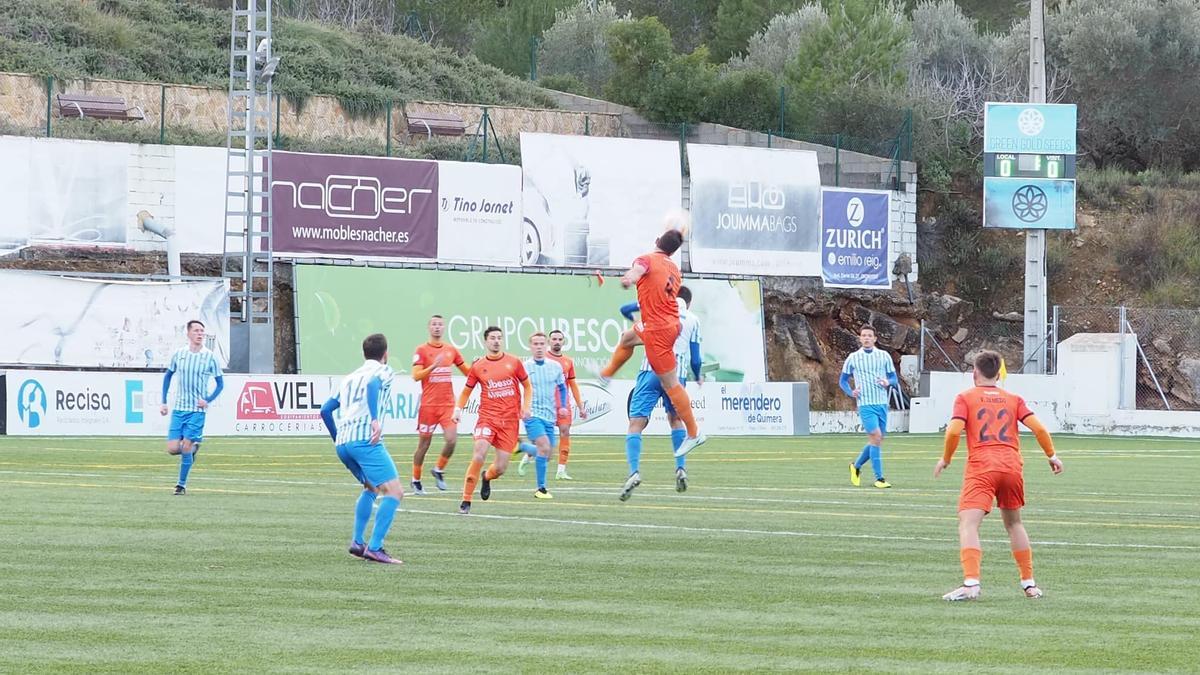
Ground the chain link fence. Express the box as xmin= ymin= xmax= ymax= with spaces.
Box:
xmin=921 ymin=304 xmax=1200 ymax=411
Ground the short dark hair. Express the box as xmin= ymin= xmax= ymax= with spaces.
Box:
xmin=362 ymin=333 xmax=388 ymax=360
xmin=483 ymin=325 xmax=502 ymax=339
xmin=859 ymin=324 xmax=876 ymax=336
xmin=656 ymin=229 xmax=684 ymax=255
xmin=975 ymin=350 xmax=1002 ymax=379
xmin=677 ymin=285 xmax=692 ymax=305
xmin=549 ymin=329 xmax=565 ymax=338
xmin=430 ymin=314 xmax=443 ymax=320
xmin=186 ymin=320 xmax=205 ymax=331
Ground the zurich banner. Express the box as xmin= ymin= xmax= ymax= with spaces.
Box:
xmin=821 ymin=188 xmax=891 ymax=289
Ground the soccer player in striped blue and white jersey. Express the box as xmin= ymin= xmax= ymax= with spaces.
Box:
xmin=840 ymin=325 xmax=899 ymax=489
xmin=319 ymin=333 xmax=404 ymax=565
xmin=619 ymin=286 xmax=702 ymax=501
xmin=159 ymin=320 xmax=224 ymax=496
xmin=515 ymin=332 xmax=569 ymax=499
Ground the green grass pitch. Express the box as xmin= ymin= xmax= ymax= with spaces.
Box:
xmin=1 ymin=433 xmax=1197 ymax=673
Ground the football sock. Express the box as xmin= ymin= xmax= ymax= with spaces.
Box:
xmin=353 ymin=490 xmax=375 ymax=544
xmin=558 ymin=437 xmax=571 ymax=465
xmin=868 ymin=445 xmax=883 ymax=480
xmin=672 ymin=429 xmax=687 ymax=469
xmin=854 ymin=445 xmax=871 ymax=469
xmin=484 ymin=464 xmax=499 ymax=480
xmin=519 ymin=442 xmax=537 ymax=457
xmin=535 ymin=455 xmax=548 ymax=489
xmin=625 ymin=433 xmax=642 ymax=474
xmin=601 ymin=345 xmax=634 ymax=378
xmin=435 ymin=454 xmax=450 ymax=471
xmin=665 ymin=384 xmax=698 ymax=437
xmin=367 ymin=495 xmax=400 ymax=551
xmin=961 ymin=547 xmax=982 ymax=585
xmin=413 ymin=463 xmax=423 ymax=481
xmin=462 ymin=459 xmax=483 ymax=501
xmin=1013 ymin=548 xmax=1034 ymax=582
xmin=178 ymin=449 xmax=195 ymax=487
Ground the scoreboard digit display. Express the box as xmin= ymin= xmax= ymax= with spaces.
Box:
xmin=982 ymin=103 xmax=1077 ymax=230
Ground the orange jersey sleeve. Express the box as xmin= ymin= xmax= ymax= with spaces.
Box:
xmin=634 ymin=252 xmax=682 ymax=331
xmin=957 ymin=386 xmax=1033 ymax=475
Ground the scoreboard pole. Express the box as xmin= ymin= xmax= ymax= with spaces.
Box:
xmin=1024 ymin=0 xmax=1048 ymax=374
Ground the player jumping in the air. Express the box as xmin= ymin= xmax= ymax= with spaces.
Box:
xmin=160 ymin=320 xmax=224 ymax=496
xmin=841 ymin=325 xmax=898 ymax=489
xmin=936 ymin=350 xmax=1063 ymax=601
xmin=513 ymin=333 xmax=569 ymax=499
xmin=454 ymin=326 xmax=531 ymax=514
xmin=619 ymin=286 xmax=702 ymax=501
xmin=598 ymin=227 xmax=705 ymax=458
xmin=410 ymin=315 xmax=470 ymax=495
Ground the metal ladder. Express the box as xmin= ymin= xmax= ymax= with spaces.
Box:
xmin=221 ymin=0 xmax=275 ymax=373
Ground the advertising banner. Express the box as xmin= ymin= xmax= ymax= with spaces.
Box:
xmin=436 ymin=160 xmax=522 ymax=266
xmin=293 ymin=266 xmax=765 ymax=383
xmin=5 ymin=370 xmax=807 ymax=437
xmin=820 ymin=188 xmax=892 ymax=289
xmin=519 ymin=133 xmax=682 ymax=268
xmin=271 ymin=151 xmax=439 ymax=259
xmin=686 ymin=144 xmax=821 ymax=275
xmin=0 ymin=271 xmax=230 ymax=368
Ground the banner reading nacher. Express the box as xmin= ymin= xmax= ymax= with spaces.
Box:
xmin=686 ymin=144 xmax=821 ymax=276
xmin=271 ymin=151 xmax=439 ymax=258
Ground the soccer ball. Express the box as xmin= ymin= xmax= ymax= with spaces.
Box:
xmin=662 ymin=208 xmax=691 ymax=237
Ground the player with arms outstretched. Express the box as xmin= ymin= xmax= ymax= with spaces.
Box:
xmin=319 ymin=333 xmax=404 ymax=565
xmin=544 ymin=329 xmax=587 ymax=479
xmin=410 ymin=315 xmax=470 ymax=495
xmin=160 ymin=319 xmax=224 ymax=496
xmin=454 ymin=326 xmax=531 ymax=514
xmin=936 ymin=350 xmax=1063 ymax=601
xmin=598 ymin=227 xmax=705 ymax=457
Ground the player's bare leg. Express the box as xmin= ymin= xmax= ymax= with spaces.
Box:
xmin=1002 ymin=507 xmax=1042 ymax=597
xmin=432 ymin=427 xmax=457 ymax=491
xmin=944 ymin=508 xmax=987 ymax=601
xmin=411 ymin=434 xmax=433 ymax=495
xmin=599 ymin=329 xmax=643 ymax=381
xmin=658 ymin=369 xmax=705 ymax=457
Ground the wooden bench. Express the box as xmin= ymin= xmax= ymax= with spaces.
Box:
xmin=405 ymin=111 xmax=467 ymax=138
xmin=56 ymin=93 xmax=146 ymax=121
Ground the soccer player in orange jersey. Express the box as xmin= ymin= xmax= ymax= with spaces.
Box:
xmin=935 ymin=350 xmax=1064 ymax=601
xmin=410 ymin=315 xmax=470 ymax=495
xmin=544 ymin=328 xmax=587 ymax=479
xmin=453 ymin=325 xmax=531 ymax=515
xmin=599 ymin=227 xmax=705 ymax=457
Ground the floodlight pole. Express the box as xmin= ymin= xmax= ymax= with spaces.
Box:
xmin=1023 ymin=0 xmax=1048 ymax=374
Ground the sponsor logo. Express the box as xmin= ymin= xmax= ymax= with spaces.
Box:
xmin=728 ymin=182 xmax=785 ymax=210
xmin=125 ymin=380 xmax=144 ymax=424
xmin=572 ymin=381 xmax=614 ymax=427
xmin=237 ymin=380 xmax=322 ymax=421
xmin=273 ymin=175 xmax=432 ymax=221
xmin=16 ymin=379 xmax=47 ymax=429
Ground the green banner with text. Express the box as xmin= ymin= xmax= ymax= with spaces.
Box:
xmin=295 ymin=266 xmax=765 ymax=381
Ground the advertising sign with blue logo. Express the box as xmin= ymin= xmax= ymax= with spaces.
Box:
xmin=983 ymin=102 xmax=1077 ymax=230
xmin=821 ymin=188 xmax=891 ymax=289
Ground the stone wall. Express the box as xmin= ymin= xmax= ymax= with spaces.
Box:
xmin=0 ymin=71 xmax=624 ymax=149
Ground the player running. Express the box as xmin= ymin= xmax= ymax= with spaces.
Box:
xmin=543 ymin=329 xmax=587 ymax=479
xmin=410 ymin=315 xmax=470 ymax=495
xmin=619 ymin=286 xmax=702 ymax=501
xmin=513 ymin=333 xmax=569 ymax=499
xmin=598 ymin=227 xmax=705 ymax=458
xmin=160 ymin=319 xmax=224 ymax=496
xmin=454 ymin=326 xmax=531 ymax=515
xmin=936 ymin=350 xmax=1063 ymax=601
xmin=318 ymin=333 xmax=404 ymax=565
xmin=841 ymin=324 xmax=898 ymax=489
